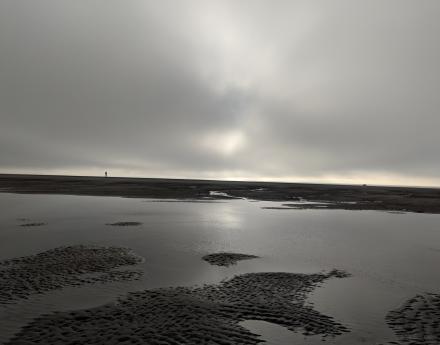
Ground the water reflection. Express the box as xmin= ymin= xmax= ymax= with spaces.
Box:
xmin=241 ymin=320 xmax=329 ymax=345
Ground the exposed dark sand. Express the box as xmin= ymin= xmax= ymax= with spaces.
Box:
xmin=1 ymin=174 xmax=440 ymax=214
xmin=18 ymin=222 xmax=46 ymax=227
xmin=146 ymin=199 xmax=225 ymax=203
xmin=324 ymin=269 xmax=351 ymax=279
xmin=202 ymin=253 xmax=260 ymax=266
xmin=7 ymin=270 xmax=349 ymax=345
xmin=0 ymin=245 xmax=143 ymax=305
xmin=106 ymin=221 xmax=143 ymax=227
xmin=385 ymin=293 xmax=440 ymax=345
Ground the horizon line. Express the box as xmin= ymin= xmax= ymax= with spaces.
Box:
xmin=1 ymin=172 xmax=439 ymax=190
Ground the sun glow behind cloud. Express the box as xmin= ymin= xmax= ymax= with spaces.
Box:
xmin=199 ymin=130 xmax=246 ymax=157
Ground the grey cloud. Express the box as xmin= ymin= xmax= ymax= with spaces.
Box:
xmin=1 ymin=1 xmax=439 ymax=185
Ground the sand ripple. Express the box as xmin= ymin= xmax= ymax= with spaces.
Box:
xmin=386 ymin=293 xmax=440 ymax=345
xmin=202 ymin=253 xmax=259 ymax=267
xmin=7 ymin=270 xmax=349 ymax=344
xmin=0 ymin=245 xmax=143 ymax=305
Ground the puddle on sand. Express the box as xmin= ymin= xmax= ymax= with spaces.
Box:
xmin=241 ymin=320 xmax=328 ymax=345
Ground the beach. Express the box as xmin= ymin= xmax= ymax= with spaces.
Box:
xmin=0 ymin=175 xmax=439 ymax=344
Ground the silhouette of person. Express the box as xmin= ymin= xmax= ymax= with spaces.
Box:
xmin=105 ymin=171 xmax=108 ymax=178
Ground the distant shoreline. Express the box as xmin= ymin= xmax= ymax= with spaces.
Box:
xmin=1 ymin=172 xmax=439 ymax=189
xmin=1 ymin=173 xmax=440 ymax=214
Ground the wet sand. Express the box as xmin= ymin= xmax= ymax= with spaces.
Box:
xmin=18 ymin=222 xmax=46 ymax=227
xmin=0 ymin=245 xmax=143 ymax=305
xmin=106 ymin=221 xmax=143 ymax=227
xmin=202 ymin=253 xmax=260 ymax=266
xmin=385 ymin=293 xmax=440 ymax=345
xmin=1 ymin=174 xmax=440 ymax=213
xmin=6 ymin=270 xmax=349 ymax=345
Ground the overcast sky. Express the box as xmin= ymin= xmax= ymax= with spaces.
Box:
xmin=1 ymin=1 xmax=439 ymax=186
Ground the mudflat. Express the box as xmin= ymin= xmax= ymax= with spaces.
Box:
xmin=0 ymin=245 xmax=143 ymax=305
xmin=1 ymin=174 xmax=440 ymax=213
xmin=6 ymin=270 xmax=349 ymax=345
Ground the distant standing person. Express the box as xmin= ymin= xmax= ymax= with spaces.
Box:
xmin=105 ymin=171 xmax=108 ymax=178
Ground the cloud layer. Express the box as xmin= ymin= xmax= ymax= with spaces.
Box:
xmin=1 ymin=1 xmax=439 ymax=186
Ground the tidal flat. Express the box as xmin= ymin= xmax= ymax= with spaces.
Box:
xmin=0 ymin=176 xmax=439 ymax=344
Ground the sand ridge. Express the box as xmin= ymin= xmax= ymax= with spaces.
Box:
xmin=7 ymin=270 xmax=350 ymax=344
xmin=0 ymin=245 xmax=143 ymax=305
xmin=202 ymin=253 xmax=260 ymax=266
